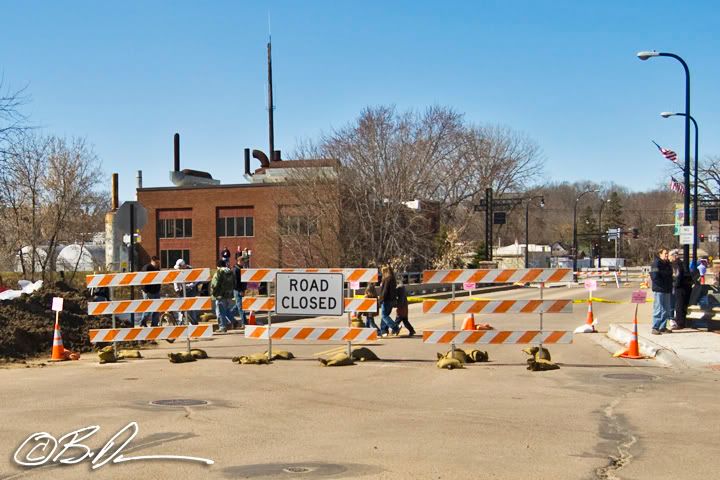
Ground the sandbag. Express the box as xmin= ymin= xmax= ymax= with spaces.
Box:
xmin=117 ymin=349 xmax=142 ymax=360
xmin=527 ymin=358 xmax=560 ymax=371
xmin=265 ymin=350 xmax=294 ymax=360
xmin=233 ymin=353 xmax=270 ymax=365
xmin=318 ymin=352 xmax=354 ymax=367
xmin=200 ymin=313 xmax=217 ymax=322
xmin=464 ymin=349 xmax=489 ymax=363
xmin=97 ymin=346 xmax=117 ymax=364
xmin=351 ymin=320 xmax=365 ymax=328
xmin=522 ymin=346 xmax=558 ymax=371
xmin=168 ymin=352 xmax=196 ymax=363
xmin=436 ymin=357 xmax=464 ymax=370
xmin=190 ymin=348 xmax=208 ymax=359
xmin=351 ymin=347 xmax=380 ymax=362
xmin=437 ymin=349 xmax=470 ymax=364
xmin=522 ymin=346 xmax=551 ymax=362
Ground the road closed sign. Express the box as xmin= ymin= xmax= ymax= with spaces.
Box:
xmin=275 ymin=272 xmax=344 ymax=316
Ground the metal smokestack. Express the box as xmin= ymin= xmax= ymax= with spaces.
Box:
xmin=111 ymin=173 xmax=119 ymax=211
xmin=267 ymin=40 xmax=275 ymax=164
xmin=244 ymin=148 xmax=251 ymax=176
xmin=137 ymin=170 xmax=143 ymax=189
xmin=174 ymin=133 xmax=180 ymax=172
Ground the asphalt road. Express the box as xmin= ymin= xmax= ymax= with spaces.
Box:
xmin=1 ymin=283 xmax=718 ymax=480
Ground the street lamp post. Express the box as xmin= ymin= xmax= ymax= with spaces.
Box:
xmin=524 ymin=195 xmax=545 ymax=268
xmin=597 ymin=198 xmax=611 ymax=268
xmin=638 ymin=50 xmax=691 ymax=270
xmin=573 ymin=189 xmax=599 ymax=274
xmin=661 ymin=111 xmax=699 ymax=267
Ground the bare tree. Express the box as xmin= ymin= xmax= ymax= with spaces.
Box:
xmin=277 ymin=105 xmax=544 ymax=270
xmin=0 ymin=78 xmax=29 ymax=154
xmin=0 ymin=134 xmax=107 ymax=279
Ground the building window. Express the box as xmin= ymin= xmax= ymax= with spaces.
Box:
xmin=217 ymin=216 xmax=254 ymax=237
xmin=280 ymin=215 xmax=318 ymax=236
xmin=160 ymin=249 xmax=190 ymax=269
xmin=158 ymin=218 xmax=192 ymax=238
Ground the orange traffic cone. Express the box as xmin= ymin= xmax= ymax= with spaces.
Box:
xmin=585 ymin=300 xmax=596 ymax=330
xmin=50 ymin=317 xmax=68 ymax=362
xmin=247 ymin=311 xmax=256 ymax=325
xmin=614 ymin=309 xmax=646 ymax=359
xmin=461 ymin=313 xmax=476 ymax=330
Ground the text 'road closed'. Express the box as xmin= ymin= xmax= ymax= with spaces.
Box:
xmin=275 ymin=273 xmax=344 ymax=316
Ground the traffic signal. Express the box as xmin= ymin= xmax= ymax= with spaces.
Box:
xmin=700 ymin=233 xmax=705 ymax=242
xmin=632 ymin=227 xmax=639 ymax=239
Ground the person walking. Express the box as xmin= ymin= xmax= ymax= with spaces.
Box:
xmin=139 ymin=256 xmax=161 ymax=327
xmin=670 ymin=250 xmax=691 ymax=330
xmin=650 ymin=248 xmax=673 ymax=335
xmin=378 ymin=265 xmax=397 ymax=337
xmin=173 ymin=258 xmax=199 ymax=325
xmin=363 ymin=283 xmax=381 ymax=335
xmin=392 ymin=282 xmax=416 ymax=336
xmin=211 ymin=259 xmax=235 ymax=332
xmin=230 ymin=258 xmax=247 ymax=328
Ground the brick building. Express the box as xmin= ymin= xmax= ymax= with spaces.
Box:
xmin=136 ymin=159 xmax=340 ymax=269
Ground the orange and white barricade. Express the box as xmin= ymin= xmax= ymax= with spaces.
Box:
xmin=242 ymin=268 xmax=378 ymax=284
xmin=86 ymin=269 xmax=214 ymax=360
xmin=88 ymin=297 xmax=212 ymax=316
xmin=422 ymin=268 xmax=573 ymax=285
xmin=422 ymin=330 xmax=573 ymax=344
xmin=245 ymin=326 xmax=377 ymax=342
xmin=240 ymin=297 xmax=377 ymax=312
xmin=238 ymin=268 xmax=379 ymax=361
xmin=89 ymin=325 xmax=213 ymax=343
xmin=87 ymin=268 xmax=211 ymax=287
xmin=422 ymin=299 xmax=572 ymax=315
xmin=577 ymin=269 xmax=622 ymax=288
xmin=421 ymin=268 xmax=574 ymax=357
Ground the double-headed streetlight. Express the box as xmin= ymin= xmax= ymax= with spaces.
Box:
xmin=524 ymin=195 xmax=545 ymax=268
xmin=638 ymin=50 xmax=691 ymax=270
xmin=661 ymin=111 xmax=699 ymax=266
xmin=573 ymin=189 xmax=599 ymax=273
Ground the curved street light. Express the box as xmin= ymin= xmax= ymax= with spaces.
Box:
xmin=661 ymin=111 xmax=699 ymax=266
xmin=573 ymin=189 xmax=599 ymax=274
xmin=637 ymin=50 xmax=691 ymax=270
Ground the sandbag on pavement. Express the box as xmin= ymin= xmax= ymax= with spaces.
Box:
xmin=318 ymin=352 xmax=354 ymax=367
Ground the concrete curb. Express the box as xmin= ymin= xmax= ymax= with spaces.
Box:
xmin=606 ymin=323 xmax=688 ymax=368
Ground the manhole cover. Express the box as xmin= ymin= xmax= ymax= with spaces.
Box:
xmin=150 ymin=399 xmax=208 ymax=407
xmin=603 ymin=373 xmax=656 ymax=381
xmin=283 ymin=466 xmax=313 ymax=473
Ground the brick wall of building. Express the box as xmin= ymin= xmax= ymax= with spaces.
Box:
xmin=136 ymin=182 xmax=340 ymax=269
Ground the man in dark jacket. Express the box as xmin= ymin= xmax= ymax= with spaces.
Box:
xmin=670 ymin=250 xmax=692 ymax=330
xmin=650 ymin=248 xmax=673 ymax=334
xmin=140 ymin=256 xmax=161 ymax=327
xmin=211 ymin=259 xmax=235 ymax=332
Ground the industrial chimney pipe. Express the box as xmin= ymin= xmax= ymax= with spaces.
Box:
xmin=111 ymin=173 xmax=119 ymax=211
xmin=174 ymin=133 xmax=180 ymax=172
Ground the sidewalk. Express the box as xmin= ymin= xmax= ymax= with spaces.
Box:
xmin=607 ymin=323 xmax=720 ymax=368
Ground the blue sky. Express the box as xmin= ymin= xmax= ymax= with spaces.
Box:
xmin=2 ymin=0 xmax=719 ymax=202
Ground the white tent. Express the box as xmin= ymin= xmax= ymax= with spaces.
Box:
xmin=13 ymin=245 xmax=64 ymax=273
xmin=56 ymin=244 xmax=106 ymax=272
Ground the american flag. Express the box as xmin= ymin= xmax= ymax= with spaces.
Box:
xmin=652 ymin=140 xmax=678 ymax=163
xmin=669 ymin=177 xmax=685 ymax=194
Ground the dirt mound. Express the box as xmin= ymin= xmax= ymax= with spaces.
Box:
xmin=0 ymin=282 xmax=130 ymax=359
